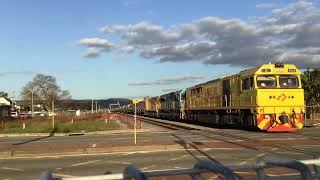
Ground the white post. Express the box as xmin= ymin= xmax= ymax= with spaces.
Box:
xmin=22 ymin=123 xmax=26 ymax=130
xmin=28 ymin=89 xmax=34 ymax=117
xmin=31 ymin=91 xmax=34 ymax=117
xmin=91 ymin=99 xmax=94 ymax=114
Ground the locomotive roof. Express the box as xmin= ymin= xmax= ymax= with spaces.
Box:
xmin=188 ymin=63 xmax=300 ymax=89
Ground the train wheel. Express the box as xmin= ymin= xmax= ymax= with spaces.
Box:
xmin=243 ymin=114 xmax=254 ymax=127
xmin=218 ymin=114 xmax=226 ymax=127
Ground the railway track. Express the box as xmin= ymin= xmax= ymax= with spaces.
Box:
xmin=137 ymin=115 xmax=320 ymax=160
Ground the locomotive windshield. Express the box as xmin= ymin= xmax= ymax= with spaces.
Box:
xmin=279 ymin=75 xmax=299 ymax=88
xmin=257 ymin=75 xmax=277 ymax=88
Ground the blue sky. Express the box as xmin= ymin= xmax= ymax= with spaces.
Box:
xmin=0 ymin=0 xmax=319 ymax=99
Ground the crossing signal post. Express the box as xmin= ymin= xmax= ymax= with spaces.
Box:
xmin=132 ymin=99 xmax=142 ymax=145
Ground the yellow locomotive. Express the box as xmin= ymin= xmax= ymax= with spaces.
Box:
xmin=185 ymin=63 xmax=304 ymax=132
xmin=138 ymin=63 xmax=305 ymax=132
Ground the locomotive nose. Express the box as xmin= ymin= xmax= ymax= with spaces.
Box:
xmin=279 ymin=113 xmax=289 ymax=124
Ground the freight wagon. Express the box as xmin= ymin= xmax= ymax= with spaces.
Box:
xmin=145 ymin=96 xmax=160 ymax=117
xmin=158 ymin=90 xmax=186 ymax=120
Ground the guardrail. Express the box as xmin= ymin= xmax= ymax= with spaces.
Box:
xmin=41 ymin=156 xmax=320 ymax=180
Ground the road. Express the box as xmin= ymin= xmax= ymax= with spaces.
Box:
xmin=0 ymin=127 xmax=319 ymax=179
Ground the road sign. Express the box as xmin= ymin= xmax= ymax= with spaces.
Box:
xmin=132 ymin=99 xmax=142 ymax=104
xmin=132 ymin=98 xmax=142 ymax=145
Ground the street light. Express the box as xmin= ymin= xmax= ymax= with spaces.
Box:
xmin=28 ymin=89 xmax=34 ymax=117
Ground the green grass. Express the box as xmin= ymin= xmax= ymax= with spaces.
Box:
xmin=0 ymin=118 xmax=120 ymax=134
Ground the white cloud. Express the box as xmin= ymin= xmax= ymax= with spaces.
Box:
xmin=119 ymin=46 xmax=135 ymax=53
xmin=78 ymin=38 xmax=116 ymax=50
xmin=128 ymin=75 xmax=204 ymax=86
xmin=78 ymin=1 xmax=320 ymax=68
xmin=82 ymin=47 xmax=103 ymax=58
xmin=99 ymin=26 xmax=112 ymax=33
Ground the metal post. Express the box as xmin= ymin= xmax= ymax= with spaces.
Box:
xmin=91 ymin=99 xmax=94 ymax=114
xmin=52 ymin=97 xmax=55 ymax=129
xmin=134 ymin=103 xmax=137 ymax=145
xmin=28 ymin=89 xmax=34 ymax=117
xmin=31 ymin=91 xmax=34 ymax=117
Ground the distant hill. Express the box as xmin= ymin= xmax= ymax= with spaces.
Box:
xmin=16 ymin=98 xmax=132 ymax=111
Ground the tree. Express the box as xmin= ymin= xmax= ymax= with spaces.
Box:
xmin=20 ymin=74 xmax=72 ymax=110
xmin=0 ymin=91 xmax=8 ymax=98
xmin=301 ymin=68 xmax=320 ymax=105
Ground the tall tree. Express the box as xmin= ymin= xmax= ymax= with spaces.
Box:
xmin=20 ymin=74 xmax=72 ymax=110
xmin=301 ymin=68 xmax=320 ymax=105
xmin=0 ymin=91 xmax=8 ymax=98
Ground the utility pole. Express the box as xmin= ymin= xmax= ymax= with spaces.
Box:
xmin=31 ymin=90 xmax=33 ymax=117
xmin=27 ymin=89 xmax=34 ymax=117
xmin=91 ymin=99 xmax=94 ymax=114
xmin=95 ymin=101 xmax=98 ymax=113
xmin=52 ymin=97 xmax=55 ymax=129
xmin=134 ymin=102 xmax=137 ymax=144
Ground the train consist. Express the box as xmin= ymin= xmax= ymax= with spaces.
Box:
xmin=114 ymin=63 xmax=305 ymax=132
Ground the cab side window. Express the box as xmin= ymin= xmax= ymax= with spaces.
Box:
xmin=242 ymin=77 xmax=253 ymax=90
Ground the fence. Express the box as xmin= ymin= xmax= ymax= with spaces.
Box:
xmin=305 ymin=105 xmax=320 ymax=126
xmin=41 ymin=156 xmax=320 ymax=180
xmin=102 ymin=113 xmax=142 ymax=129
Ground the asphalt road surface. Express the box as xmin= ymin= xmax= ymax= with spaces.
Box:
xmin=0 ymin=127 xmax=319 ymax=179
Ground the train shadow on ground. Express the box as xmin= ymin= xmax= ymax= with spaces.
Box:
xmin=187 ymin=129 xmax=320 ymax=159
xmin=172 ymin=118 xmax=261 ymax=133
xmin=171 ymin=133 xmax=223 ymax=163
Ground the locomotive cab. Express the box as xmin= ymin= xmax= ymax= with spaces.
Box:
xmin=252 ymin=63 xmax=305 ymax=132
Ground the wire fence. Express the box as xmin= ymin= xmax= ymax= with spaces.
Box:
xmin=41 ymin=156 xmax=320 ymax=180
xmin=305 ymin=105 xmax=320 ymax=126
xmin=102 ymin=113 xmax=142 ymax=129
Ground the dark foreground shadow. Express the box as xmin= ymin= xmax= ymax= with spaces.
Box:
xmin=12 ymin=134 xmax=53 ymax=146
xmin=171 ymin=133 xmax=221 ymax=163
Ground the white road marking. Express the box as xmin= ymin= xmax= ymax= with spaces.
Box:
xmin=69 ymin=160 xmax=101 ymax=167
xmin=105 ymin=160 xmax=131 ymax=165
xmin=53 ymin=173 xmax=77 ymax=178
xmin=141 ymin=164 xmax=157 ymax=170
xmin=235 ymin=171 xmax=256 ymax=175
xmin=0 ymin=147 xmax=246 ymax=160
xmin=168 ymin=154 xmax=189 ymax=162
xmin=1 ymin=167 xmax=24 ymax=171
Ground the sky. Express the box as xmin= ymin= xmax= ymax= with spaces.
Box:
xmin=0 ymin=0 xmax=319 ymax=100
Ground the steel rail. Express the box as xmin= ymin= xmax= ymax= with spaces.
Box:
xmin=134 ymin=115 xmax=320 ymax=158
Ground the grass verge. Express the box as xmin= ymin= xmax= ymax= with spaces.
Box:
xmin=0 ymin=118 xmax=120 ymax=134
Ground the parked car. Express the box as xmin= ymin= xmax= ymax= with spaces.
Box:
xmin=11 ymin=112 xmax=18 ymax=118
xmin=18 ymin=113 xmax=31 ymax=119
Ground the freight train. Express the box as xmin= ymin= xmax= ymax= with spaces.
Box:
xmin=114 ymin=63 xmax=305 ymax=132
